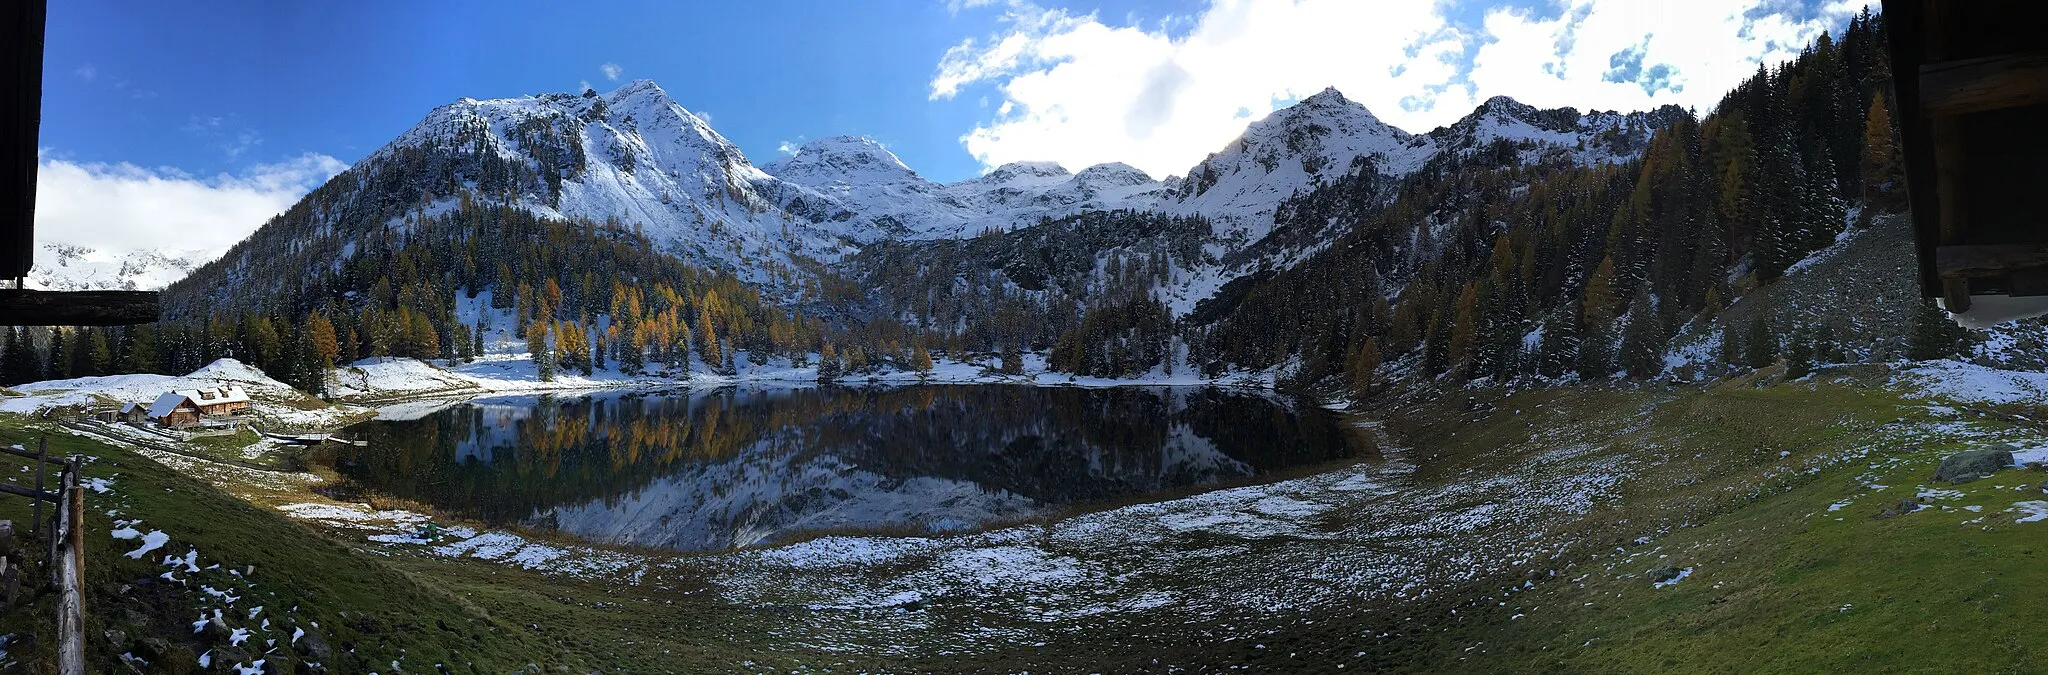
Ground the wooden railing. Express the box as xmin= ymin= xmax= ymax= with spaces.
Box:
xmin=0 ymin=439 xmax=85 ymax=674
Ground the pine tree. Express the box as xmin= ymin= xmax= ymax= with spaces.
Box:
xmin=1617 ymin=290 xmax=1666 ymax=379
xmin=912 ymin=344 xmax=934 ymax=379
xmin=1346 ymin=338 xmax=1382 ymax=399
xmin=1743 ymin=315 xmax=1776 ymax=369
xmin=307 ymin=313 xmax=340 ymax=369
xmin=696 ymin=307 xmax=722 ymax=372
xmin=0 ymin=328 xmax=37 ymax=385
xmin=45 ymin=328 xmax=68 ymax=380
xmin=528 ymin=320 xmax=554 ymax=382
xmin=1785 ymin=324 xmax=1816 ymax=379
xmin=1909 ymin=299 xmax=1975 ymax=361
xmin=1000 ymin=342 xmax=1023 ymax=375
xmin=83 ymin=328 xmax=113 ymax=377
xmin=817 ymin=342 xmax=841 ymax=382
xmin=1858 ymin=92 xmax=1903 ymax=212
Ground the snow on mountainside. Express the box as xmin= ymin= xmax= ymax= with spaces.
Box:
xmin=160 ymin=79 xmax=1686 ymax=317
xmin=1425 ymin=95 xmax=1689 ymax=167
xmin=764 ymin=139 xmax=1165 ymax=240
xmin=1160 ymin=88 xmax=1428 ymax=244
xmin=29 ymin=242 xmax=202 ymax=291
xmin=353 ymin=80 xmax=871 ymax=281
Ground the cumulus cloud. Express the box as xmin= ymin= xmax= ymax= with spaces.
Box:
xmin=936 ymin=0 xmax=1872 ymax=178
xmin=33 ymin=153 xmax=347 ymax=263
xmin=601 ymin=62 xmax=624 ymax=81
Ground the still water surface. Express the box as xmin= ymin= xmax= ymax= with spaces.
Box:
xmin=331 ymin=385 xmax=1371 ymax=552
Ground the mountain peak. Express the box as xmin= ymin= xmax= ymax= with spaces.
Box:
xmin=978 ymin=160 xmax=1070 ymax=182
xmin=1300 ymin=86 xmax=1350 ymax=106
xmin=764 ymin=135 xmax=919 ymax=184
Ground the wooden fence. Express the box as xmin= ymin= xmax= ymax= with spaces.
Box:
xmin=0 ymin=439 xmax=85 ymax=675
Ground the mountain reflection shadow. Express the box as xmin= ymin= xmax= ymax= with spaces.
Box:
xmin=329 ymin=385 xmax=1371 ymax=552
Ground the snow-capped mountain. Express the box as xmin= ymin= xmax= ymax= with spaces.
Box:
xmin=1160 ymin=87 xmax=1430 ymax=244
xmin=1423 ymin=95 xmax=1689 ymax=166
xmin=361 ymin=80 xmax=872 ymax=277
xmin=158 ymin=79 xmax=1685 ymax=317
xmin=763 ymin=137 xmax=1165 ymax=240
xmin=29 ymin=242 xmax=202 ymax=291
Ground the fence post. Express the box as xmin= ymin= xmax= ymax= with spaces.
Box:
xmin=31 ymin=438 xmax=43 ymax=536
xmin=54 ymin=456 xmax=84 ymax=675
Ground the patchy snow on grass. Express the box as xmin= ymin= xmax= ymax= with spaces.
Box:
xmin=123 ymin=530 xmax=170 ymax=559
xmin=1653 ymin=567 xmax=1694 ymax=589
xmin=2008 ymin=501 xmax=2048 ymax=523
xmin=1896 ymin=360 xmax=2048 ymax=406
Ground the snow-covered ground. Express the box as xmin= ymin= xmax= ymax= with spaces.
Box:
xmin=0 ymin=358 xmax=365 ymax=429
xmin=1894 ymin=359 xmax=2048 ymax=406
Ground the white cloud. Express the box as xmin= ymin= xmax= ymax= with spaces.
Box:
xmin=936 ymin=0 xmax=1873 ymax=178
xmin=73 ymin=64 xmax=96 ymax=81
xmin=32 ymin=153 xmax=347 ymax=267
xmin=601 ymin=62 xmax=624 ymax=81
xmin=778 ymin=140 xmax=800 ymax=155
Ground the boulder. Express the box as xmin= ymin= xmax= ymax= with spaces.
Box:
xmin=1646 ymin=566 xmax=1683 ymax=583
xmin=296 ymin=628 xmax=334 ymax=661
xmin=201 ymin=617 xmax=233 ymax=644
xmin=1935 ymin=446 xmax=2015 ymax=483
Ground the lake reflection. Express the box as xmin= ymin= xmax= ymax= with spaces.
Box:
xmin=330 ymin=385 xmax=1370 ymax=552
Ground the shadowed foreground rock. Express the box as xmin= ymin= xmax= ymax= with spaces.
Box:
xmin=1934 ymin=445 xmax=2015 ymax=484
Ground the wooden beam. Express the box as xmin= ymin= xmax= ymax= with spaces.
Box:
xmin=1920 ymin=52 xmax=2048 ymax=117
xmin=0 ymin=0 xmax=46 ymax=281
xmin=0 ymin=482 xmax=58 ymax=504
xmin=0 ymin=289 xmax=158 ymax=326
xmin=1936 ymin=244 xmax=2048 ymax=278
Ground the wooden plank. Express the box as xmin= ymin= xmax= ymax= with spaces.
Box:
xmin=0 ymin=289 xmax=159 ymax=326
xmin=1930 ymin=118 xmax=1968 ymax=244
xmin=1935 ymin=244 xmax=2048 ymax=278
xmin=1920 ymin=52 xmax=2048 ymax=117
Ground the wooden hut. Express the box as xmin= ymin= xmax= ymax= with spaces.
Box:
xmin=1884 ymin=0 xmax=2048 ymax=326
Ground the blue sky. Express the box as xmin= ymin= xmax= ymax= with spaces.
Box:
xmin=35 ymin=0 xmax=1870 ymax=273
xmin=42 ymin=0 xmax=1194 ymax=183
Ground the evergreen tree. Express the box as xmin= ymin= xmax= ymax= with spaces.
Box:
xmin=1346 ymin=338 xmax=1382 ymax=399
xmin=45 ymin=329 xmax=68 ymax=380
xmin=1858 ymin=92 xmax=1903 ymax=212
xmin=1909 ymin=299 xmax=1976 ymax=361
xmin=817 ymin=342 xmax=841 ymax=382
xmin=0 ymin=328 xmax=38 ymax=385
xmin=1743 ymin=315 xmax=1776 ymax=369
xmin=1785 ymin=324 xmax=1816 ymax=379
xmin=307 ymin=313 xmax=340 ymax=369
xmin=912 ymin=344 xmax=934 ymax=379
xmin=1000 ymin=342 xmax=1023 ymax=375
xmin=1617 ymin=290 xmax=1667 ymax=379
xmin=528 ymin=320 xmax=554 ymax=382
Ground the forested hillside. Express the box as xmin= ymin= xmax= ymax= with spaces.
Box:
xmin=1180 ymin=10 xmax=1933 ymax=393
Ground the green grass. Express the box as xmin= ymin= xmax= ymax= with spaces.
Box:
xmin=0 ymin=421 xmax=586 ymax=672
xmin=1328 ymin=375 xmax=2048 ymax=673
xmin=0 ymin=369 xmax=2040 ymax=672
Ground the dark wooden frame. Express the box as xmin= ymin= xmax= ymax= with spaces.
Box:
xmin=0 ymin=0 xmax=159 ymax=325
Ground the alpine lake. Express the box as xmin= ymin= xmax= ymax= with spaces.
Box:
xmin=318 ymin=385 xmax=1378 ymax=553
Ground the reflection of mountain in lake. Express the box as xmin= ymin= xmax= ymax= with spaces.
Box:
xmin=332 ymin=385 xmax=1366 ymax=552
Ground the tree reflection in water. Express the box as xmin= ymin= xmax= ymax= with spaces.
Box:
xmin=329 ymin=385 xmax=1372 ymax=552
